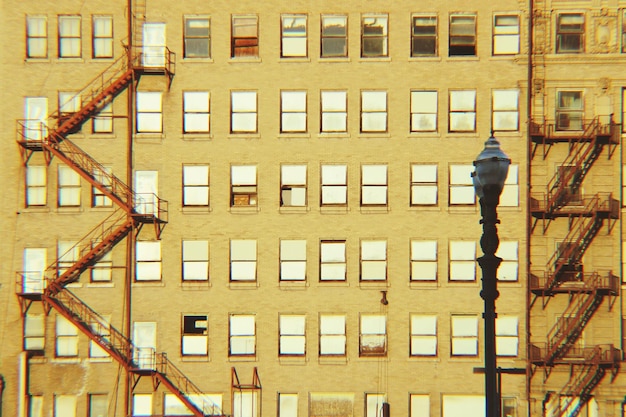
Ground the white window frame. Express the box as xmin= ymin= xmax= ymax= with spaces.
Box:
xmin=411 ymin=164 xmax=438 ymax=206
xmin=281 ymin=164 xmax=307 ymax=207
xmin=135 ymin=241 xmax=162 ymax=281
xmin=411 ymin=15 xmax=437 ymax=56
xmin=361 ymin=164 xmax=387 ymax=206
xmin=279 ymin=314 xmax=306 ymax=356
xmin=183 ymin=91 xmax=210 ymax=133
xmin=496 ymin=316 xmax=519 ymax=356
xmin=319 ymin=314 xmax=346 ymax=356
xmin=449 ymin=164 xmax=475 ymax=205
xmin=58 ymin=165 xmax=81 ymax=207
xmin=360 ymin=314 xmax=387 ymax=356
xmin=27 ymin=16 xmax=48 ymax=58
xmin=449 ymin=90 xmax=476 ymax=132
xmin=229 ymin=314 xmax=256 ymax=356
xmin=281 ymin=91 xmax=307 ymax=133
xmin=183 ymin=165 xmax=210 ymax=206
xmin=184 ymin=16 xmax=211 ymax=58
xmin=360 ymin=240 xmax=387 ymax=281
xmin=231 ymin=91 xmax=257 ymax=133
xmin=449 ymin=14 xmax=477 ymax=56
xmin=321 ymin=164 xmax=347 ymax=206
xmin=410 ymin=91 xmax=438 ymax=132
xmin=492 ymin=89 xmax=519 ymax=131
xmin=321 ymin=15 xmax=348 ymax=58
xmin=493 ymin=15 xmax=520 ymax=55
xmin=361 ymin=14 xmax=388 ymax=57
xmin=92 ymin=15 xmax=113 ymax=58
xmin=321 ymin=91 xmax=347 ymax=133
xmin=281 ymin=14 xmax=307 ymax=58
xmin=230 ymin=239 xmax=257 ymax=282
xmin=280 ymin=239 xmax=307 ymax=281
xmin=449 ymin=241 xmax=476 ymax=281
xmin=56 ymin=315 xmax=78 ymax=357
xmin=410 ymin=240 xmax=438 ymax=281
xmin=182 ymin=314 xmax=208 ymax=356
xmin=360 ymin=91 xmax=387 ymax=133
xmin=136 ymin=92 xmax=163 ymax=133
xmin=320 ymin=240 xmax=346 ymax=281
xmin=231 ymin=165 xmax=257 ymax=207
xmin=182 ymin=240 xmax=209 ymax=281
xmin=26 ymin=165 xmax=47 ymax=206
xmin=411 ymin=315 xmax=437 ymax=356
xmin=58 ymin=15 xmax=81 ymax=58
xmin=451 ymin=315 xmax=478 ymax=356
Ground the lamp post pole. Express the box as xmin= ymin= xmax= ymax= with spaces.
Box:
xmin=472 ymin=135 xmax=511 ymax=417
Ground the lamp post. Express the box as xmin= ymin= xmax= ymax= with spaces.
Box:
xmin=472 ymin=134 xmax=511 ymax=417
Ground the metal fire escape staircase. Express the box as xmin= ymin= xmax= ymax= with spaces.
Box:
xmin=14 ymin=22 xmax=220 ymax=417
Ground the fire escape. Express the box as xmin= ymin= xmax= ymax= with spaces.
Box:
xmin=13 ymin=2 xmax=220 ymax=416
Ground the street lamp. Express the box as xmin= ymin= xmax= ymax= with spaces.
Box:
xmin=472 ymin=134 xmax=511 ymax=417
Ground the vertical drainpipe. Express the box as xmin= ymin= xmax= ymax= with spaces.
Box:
xmin=526 ymin=0 xmax=535 ymax=413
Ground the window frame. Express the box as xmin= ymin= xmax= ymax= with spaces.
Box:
xmin=92 ymin=15 xmax=113 ymax=58
xmin=279 ymin=314 xmax=306 ymax=356
xmin=495 ymin=240 xmax=519 ymax=282
xmin=281 ymin=91 xmax=307 ymax=133
xmin=411 ymin=15 xmax=437 ymax=57
xmin=449 ymin=90 xmax=477 ymax=132
xmin=449 ymin=14 xmax=477 ymax=56
xmin=230 ymin=239 xmax=257 ymax=282
xmin=231 ymin=165 xmax=258 ymax=207
xmin=449 ymin=240 xmax=476 ymax=282
xmin=360 ymin=91 xmax=388 ymax=133
xmin=492 ymin=89 xmax=520 ymax=132
xmin=320 ymin=91 xmax=348 ymax=133
xmin=26 ymin=165 xmax=47 ymax=207
xmin=183 ymin=164 xmax=210 ymax=207
xmin=360 ymin=240 xmax=387 ymax=281
xmin=450 ymin=315 xmax=478 ymax=357
xmin=361 ymin=164 xmax=388 ymax=206
xmin=281 ymin=164 xmax=307 ymax=207
xmin=320 ymin=240 xmax=347 ymax=282
xmin=231 ymin=15 xmax=259 ymax=58
xmin=183 ymin=91 xmax=211 ymax=134
xmin=361 ymin=14 xmax=388 ymax=58
xmin=359 ymin=314 xmax=387 ymax=357
xmin=24 ymin=313 xmax=45 ymax=351
xmin=231 ymin=91 xmax=258 ymax=133
xmin=321 ymin=15 xmax=348 ymax=58
xmin=281 ymin=14 xmax=308 ymax=58
xmin=229 ymin=314 xmax=256 ymax=356
xmin=410 ymin=90 xmax=438 ymax=132
xmin=410 ymin=314 xmax=437 ymax=356
xmin=54 ymin=395 xmax=77 ymax=417
xmin=182 ymin=240 xmax=209 ymax=282
xmin=56 ymin=315 xmax=79 ymax=357
xmin=184 ymin=16 xmax=211 ymax=59
xmin=278 ymin=393 xmax=299 ymax=417
xmin=556 ymin=90 xmax=584 ymax=131
xmin=448 ymin=164 xmax=476 ymax=205
xmin=58 ymin=165 xmax=81 ymax=207
xmin=136 ymin=91 xmax=163 ymax=133
xmin=496 ymin=316 xmax=519 ymax=357
xmin=556 ymin=13 xmax=585 ymax=54
xmin=93 ymin=101 xmax=113 ymax=133
xmin=92 ymin=166 xmax=112 ymax=207
xmin=410 ymin=164 xmax=438 ymax=206
xmin=88 ymin=393 xmax=108 ymax=417
xmin=492 ymin=14 xmax=520 ymax=55
xmin=91 ymin=249 xmax=112 ymax=283
xmin=365 ymin=394 xmax=387 ymax=417
xmin=182 ymin=314 xmax=209 ymax=356
xmin=500 ymin=164 xmax=519 ymax=207
xmin=26 ymin=16 xmax=48 ymax=58
xmin=410 ymin=240 xmax=438 ymax=282
xmin=319 ymin=314 xmax=346 ymax=356
xmin=58 ymin=15 xmax=82 ymax=58
xmin=280 ymin=239 xmax=307 ymax=281
xmin=135 ymin=241 xmax=162 ymax=281
xmin=321 ymin=164 xmax=348 ymax=206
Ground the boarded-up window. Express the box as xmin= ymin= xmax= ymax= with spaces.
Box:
xmin=309 ymin=393 xmax=354 ymax=417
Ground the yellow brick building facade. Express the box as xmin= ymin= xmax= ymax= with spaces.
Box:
xmin=0 ymin=1 xmax=624 ymax=416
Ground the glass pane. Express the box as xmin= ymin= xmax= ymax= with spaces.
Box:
xmin=282 ymin=165 xmax=307 ymax=184
xmin=281 ymin=240 xmax=306 ymax=260
xmin=411 ymin=262 xmax=437 ymax=280
xmin=231 ymin=166 xmax=256 ymax=185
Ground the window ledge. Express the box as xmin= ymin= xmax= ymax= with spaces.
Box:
xmin=319 ymin=57 xmax=351 ymax=63
xmin=279 ymin=57 xmax=311 ymax=63
xmin=228 ymin=58 xmax=262 ymax=64
xmin=318 ymin=133 xmax=350 ymax=139
xmin=181 ymin=356 xmax=210 ymax=362
xmin=51 ymin=358 xmax=81 ymax=364
xmin=279 ymin=356 xmax=307 ymax=365
xmin=449 ymin=356 xmax=481 ymax=363
xmin=278 ymin=133 xmax=310 ymax=139
xmin=86 ymin=282 xmax=115 ymax=288
xmin=181 ymin=58 xmax=214 ymax=63
xmin=279 ymin=280 xmax=308 ymax=290
xmin=408 ymin=356 xmax=440 ymax=362
xmin=446 ymin=56 xmax=479 ymax=61
xmin=407 ymin=133 xmax=440 ymax=139
xmin=359 ymin=133 xmax=391 ymax=139
xmin=87 ymin=357 xmax=112 ymax=363
xmin=132 ymin=281 xmax=165 ymax=287
xmin=57 ymin=207 xmax=84 ymax=214
xmin=182 ymin=134 xmax=212 ymax=141
xmin=318 ymin=356 xmax=348 ymax=365
xmin=229 ymin=356 xmax=258 ymax=362
xmin=358 ymin=57 xmax=391 ymax=62
xmin=28 ymin=356 xmax=48 ymax=364
xmin=228 ymin=133 xmax=261 ymax=139
xmin=320 ymin=206 xmax=349 ymax=214
xmin=229 ymin=281 xmax=259 ymax=289
xmin=409 ymin=281 xmax=439 ymax=289
xmin=447 ymin=132 xmax=480 ymax=138
xmin=135 ymin=134 xmax=165 ymax=143
xmin=358 ymin=281 xmax=389 ymax=289
xmin=181 ymin=281 xmax=211 ymax=289
xmin=489 ymin=54 xmax=519 ymax=60
xmin=89 ymin=58 xmax=116 ymax=63
xmin=230 ymin=206 xmax=259 ymax=214
xmin=182 ymin=206 xmax=212 ymax=214
xmin=408 ymin=56 xmax=441 ymax=62
xmin=318 ymin=280 xmax=349 ymax=287
xmin=447 ymin=280 xmax=479 ymax=287
xmin=279 ymin=206 xmax=309 ymax=214
xmin=25 ymin=58 xmax=52 ymax=63
xmin=360 ymin=206 xmax=389 ymax=214
xmin=408 ymin=206 xmax=441 ymax=212
xmin=89 ymin=134 xmax=117 ymax=140
xmin=21 ymin=207 xmax=51 ymax=213
xmin=57 ymin=58 xmax=86 ymax=63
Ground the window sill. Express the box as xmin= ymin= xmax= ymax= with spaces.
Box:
xmin=447 ymin=131 xmax=480 ymax=138
xmin=228 ymin=57 xmax=262 ymax=64
xmin=135 ymin=134 xmax=164 ymax=143
xmin=57 ymin=207 xmax=84 ymax=214
xmin=279 ymin=206 xmax=309 ymax=214
xmin=449 ymin=356 xmax=481 ymax=363
xmin=86 ymin=282 xmax=115 ymax=288
xmin=407 ymin=132 xmax=440 ymax=139
xmin=320 ymin=206 xmax=349 ymax=214
xmin=181 ymin=355 xmax=210 ymax=362
xmin=28 ymin=356 xmax=47 ymax=364
xmin=182 ymin=206 xmax=212 ymax=214
xmin=358 ymin=280 xmax=389 ymax=289
xmin=446 ymin=56 xmax=479 ymax=61
xmin=408 ymin=205 xmax=441 ymax=212
xmin=278 ymin=133 xmax=310 ymax=139
xmin=181 ymin=281 xmax=211 ymax=289
xmin=318 ymin=356 xmax=348 ymax=365
xmin=359 ymin=206 xmax=389 ymax=214
xmin=87 ymin=357 xmax=113 ymax=363
xmin=279 ymin=57 xmax=311 ymax=63
xmin=408 ymin=355 xmax=440 ymax=362
xmin=25 ymin=58 xmax=52 ymax=63
xmin=279 ymin=280 xmax=308 ymax=290
xmin=230 ymin=206 xmax=259 ymax=214
xmin=318 ymin=280 xmax=349 ymax=287
xmin=182 ymin=134 xmax=212 ymax=141
xmin=229 ymin=281 xmax=259 ymax=289
xmin=228 ymin=133 xmax=261 ymax=139
xmin=21 ymin=207 xmax=51 ymax=213
xmin=447 ymin=280 xmax=479 ymax=287
xmin=89 ymin=58 xmax=116 ymax=63
xmin=358 ymin=57 xmax=391 ymax=62
xmin=51 ymin=358 xmax=81 ymax=364
xmin=409 ymin=281 xmax=439 ymax=290
xmin=318 ymin=133 xmax=350 ymax=139
xmin=91 ymin=205 xmax=115 ymax=211
xmin=359 ymin=133 xmax=390 ymax=139
xmin=229 ymin=355 xmax=257 ymax=362
xmin=408 ymin=56 xmax=441 ymax=62
xmin=57 ymin=58 xmax=86 ymax=63
xmin=182 ymin=57 xmax=214 ymax=63
xmin=133 ymin=281 xmax=165 ymax=287
xmin=319 ymin=57 xmax=351 ymax=63
xmin=89 ymin=133 xmax=117 ymax=140
xmin=279 ymin=356 xmax=307 ymax=365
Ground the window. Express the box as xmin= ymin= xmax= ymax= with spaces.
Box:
xmin=360 ymin=91 xmax=387 ymax=133
xmin=26 ymin=165 xmax=47 ymax=206
xmin=492 ymin=89 xmax=519 ymax=131
xmin=557 ymin=13 xmax=584 ymax=53
xmin=623 ymin=10 xmax=626 ymax=53
xmin=321 ymin=91 xmax=347 ymax=132
xmin=360 ymin=240 xmax=387 ymax=281
xmin=411 ymin=164 xmax=438 ymax=206
xmin=361 ymin=165 xmax=387 ymax=206
xmin=360 ymin=314 xmax=386 ymax=356
xmin=281 ymin=91 xmax=307 ymax=133
xmin=229 ymin=314 xmax=255 ymax=355
xmin=59 ymin=91 xmax=80 ymax=114
xmin=184 ymin=17 xmax=210 ymax=58
xmin=89 ymin=394 xmax=108 ymax=417
xmin=449 ymin=90 xmax=476 ymax=132
xmin=231 ymin=91 xmax=257 ymax=133
xmin=281 ymin=165 xmax=307 ymax=207
xmin=182 ymin=240 xmax=209 ymax=281
xmin=441 ymin=395 xmax=484 ymax=416
xmin=55 ymin=395 xmax=77 ymax=417
xmin=496 ymin=241 xmax=518 ymax=281
xmin=411 ymin=15 xmax=437 ymax=56
xmin=451 ymin=315 xmax=478 ymax=356
xmin=500 ymin=164 xmax=519 ymax=207
xmin=233 ymin=392 xmax=259 ymax=417
xmin=365 ymin=394 xmax=387 ymax=417
xmin=136 ymin=241 xmax=161 ymax=281
xmin=182 ymin=315 xmax=208 ymax=356
xmin=410 ymin=315 xmax=437 ymax=356
xmin=231 ymin=165 xmax=257 ymax=207
xmin=310 ymin=393 xmax=353 ymax=417
xmin=449 ymin=14 xmax=476 ymax=56
xmin=136 ymin=92 xmax=163 ymax=133
xmin=92 ymin=16 xmax=113 ymax=58
xmin=449 ymin=165 xmax=475 ymax=205
xmin=361 ymin=14 xmax=388 ymax=57
xmin=183 ymin=92 xmax=210 ymax=133
xmin=321 ymin=15 xmax=347 ymax=57
xmin=93 ymin=102 xmax=113 ymax=133
xmin=278 ymin=393 xmax=298 ymax=417
xmin=282 ymin=14 xmax=307 ymax=57
xmin=321 ymin=165 xmax=347 ymax=206
xmin=496 ymin=316 xmax=519 ymax=356
xmin=230 ymin=239 xmax=257 ymax=281
xmin=56 ymin=315 xmax=78 ymax=357
xmin=501 ymin=398 xmax=517 ymax=417
xmin=280 ymin=240 xmax=307 ymax=281
xmin=58 ymin=165 xmax=81 ymax=207
xmin=30 ymin=395 xmax=44 ymax=417
xmin=409 ymin=394 xmax=430 ymax=417
xmin=57 ymin=241 xmax=78 ymax=277
xmin=91 ymin=250 xmax=112 ymax=282
xmin=320 ymin=240 xmax=346 ymax=281
xmin=231 ymin=15 xmax=258 ymax=58
xmin=27 ymin=16 xmax=47 ymax=58
xmin=58 ymin=16 xmax=81 ymax=58
xmin=493 ymin=15 xmax=519 ymax=55
xmin=22 ymin=248 xmax=47 ymax=294
xmin=24 ymin=314 xmax=45 ymax=350
xmin=319 ymin=314 xmax=346 ymax=355
xmin=556 ymin=91 xmax=583 ymax=131
xmin=279 ymin=314 xmax=306 ymax=355
xmin=89 ymin=315 xmax=110 ymax=358
xmin=133 ymin=393 xmax=153 ymax=417
xmin=449 ymin=241 xmax=476 ymax=281
xmin=410 ymin=91 xmax=438 ymax=132
xmin=92 ymin=166 xmax=112 ymax=207
xmin=183 ymin=165 xmax=210 ymax=206
xmin=410 ymin=240 xmax=437 ymax=281
xmin=165 ymin=393 xmax=223 ymax=416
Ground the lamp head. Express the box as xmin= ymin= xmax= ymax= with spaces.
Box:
xmin=472 ymin=134 xmax=511 ymax=198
